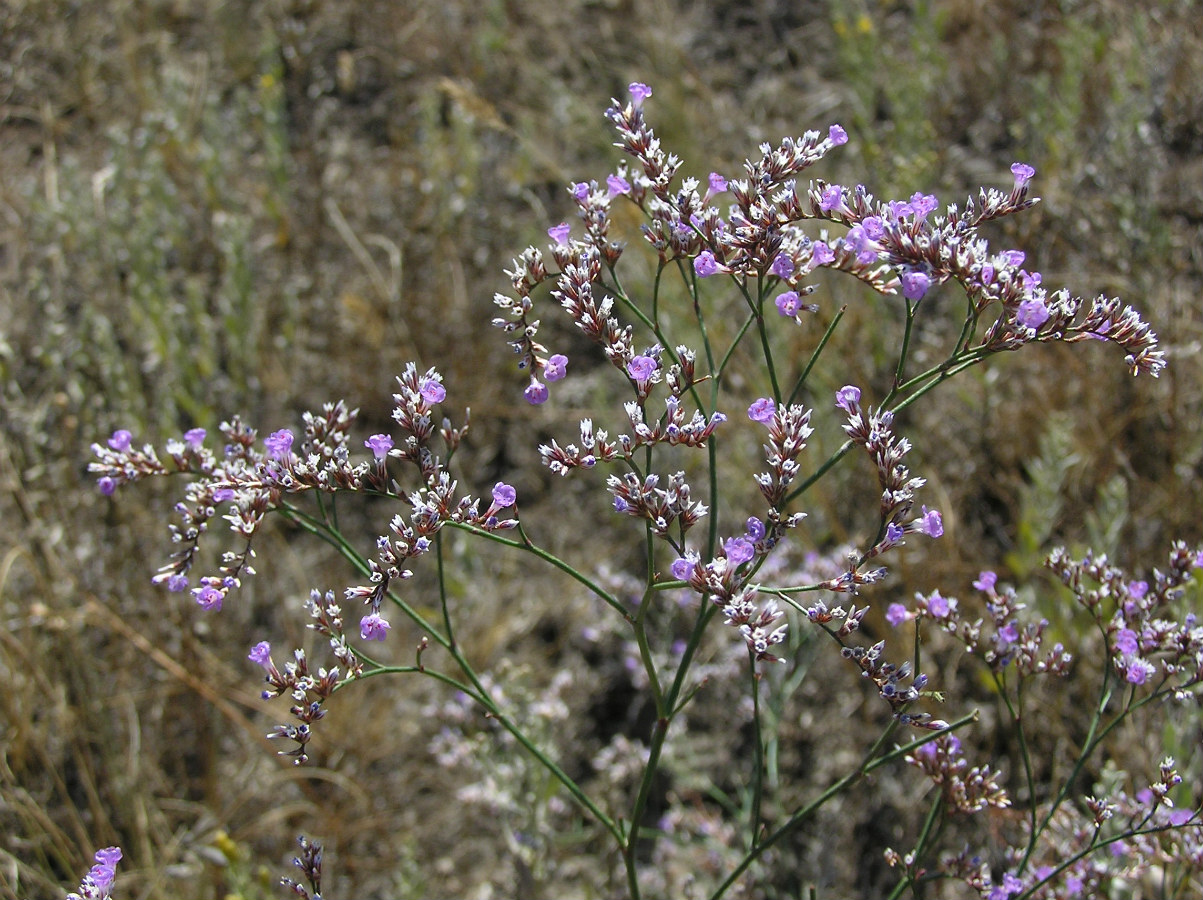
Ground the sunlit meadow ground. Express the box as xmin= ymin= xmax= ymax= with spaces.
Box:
xmin=2 ymin=1 xmax=1201 ymax=897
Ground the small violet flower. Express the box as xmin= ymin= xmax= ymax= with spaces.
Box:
xmin=973 ymin=570 xmax=997 ymax=593
xmin=419 ymin=378 xmax=446 ymax=404
xmin=671 ymin=556 xmax=695 ymax=581
xmin=194 ymin=585 xmax=224 ymax=611
xmin=492 ymin=482 xmax=517 ymax=508
xmin=744 ymin=516 xmax=766 ymax=542
xmin=819 ymin=185 xmax=843 ymax=213
xmin=724 ymin=536 xmax=755 ymax=565
xmin=775 ymin=291 xmax=802 ymax=317
xmin=811 ymin=241 xmax=835 ymax=265
xmin=917 ymin=506 xmax=943 ymax=538
xmin=835 ymin=385 xmax=861 ymax=412
xmin=694 ymin=250 xmax=720 ymax=277
xmin=708 ymin=172 xmax=728 ymax=194
xmin=248 ymin=641 xmax=272 ymax=667
xmin=98 ymin=476 xmax=116 ymax=496
xmin=747 ymin=397 xmax=776 ymax=423
xmin=1016 ymin=298 xmax=1050 ymax=330
xmin=525 ymin=379 xmax=549 ymax=405
xmin=1125 ymin=657 xmax=1156 ymax=685
xmin=107 ymin=429 xmax=132 ymax=452
xmin=360 ymin=612 xmax=391 ymax=641
xmin=770 ymin=253 xmax=794 ymax=278
xmin=629 ymin=82 xmax=652 ymax=106
xmin=886 ymin=603 xmax=909 ymax=627
xmin=607 ymin=174 xmax=631 ymax=197
xmin=264 ymin=429 xmax=294 ymax=459
xmin=1115 ymin=628 xmax=1139 ymax=655
xmin=901 ymin=270 xmax=932 ymax=301
xmin=627 ymin=355 xmax=658 ymax=382
xmin=828 ymin=124 xmax=848 ymax=146
xmin=548 ymin=222 xmax=571 ymax=246
xmin=166 ymin=574 xmax=189 ymax=592
xmin=544 ymin=353 xmax=568 ymax=382
xmin=184 ymin=427 xmax=206 ymax=448
xmin=1011 ymin=162 xmax=1036 ymax=188
xmin=365 ymin=434 xmax=394 ymax=459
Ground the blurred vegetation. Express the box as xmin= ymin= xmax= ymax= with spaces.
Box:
xmin=2 ymin=0 xmax=1200 ymax=897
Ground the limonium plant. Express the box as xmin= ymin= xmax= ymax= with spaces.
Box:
xmin=87 ymin=83 xmax=1202 ymax=899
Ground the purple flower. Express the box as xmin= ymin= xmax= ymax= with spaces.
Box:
xmin=770 ymin=253 xmax=794 ymax=278
xmin=524 ymin=379 xmax=549 ymax=405
xmin=694 ymin=250 xmax=720 ymax=277
xmin=1011 ymin=162 xmax=1036 ymax=188
xmin=835 ymin=384 xmax=861 ymax=411
xmin=1016 ymin=298 xmax=1050 ymax=330
xmin=107 ymin=429 xmax=132 ymax=451
xmin=627 ymin=355 xmax=658 ymax=381
xmin=184 ymin=427 xmax=206 ymax=448
xmin=1169 ymin=809 xmax=1194 ymax=826
xmin=613 ymin=495 xmax=630 ymax=513
xmin=885 ymin=522 xmax=904 ymax=543
xmin=886 ymin=603 xmax=909 ymax=627
xmin=98 ymin=476 xmax=116 ymax=496
xmin=365 ymin=434 xmax=394 ymax=459
xmin=988 ymin=872 xmax=1024 ymax=900
xmin=572 ymin=181 xmax=590 ymax=202
xmin=248 ymin=641 xmax=272 ymax=667
xmin=828 ymin=124 xmax=848 ymax=146
xmin=901 ymin=270 xmax=932 ymax=301
xmin=1004 ymin=249 xmax=1026 ymax=267
xmin=811 ymin=241 xmax=835 ymax=265
xmin=360 ymin=612 xmax=391 ymax=641
xmin=909 ymin=192 xmax=938 ymax=218
xmin=724 ymin=536 xmax=755 ymax=565
xmin=671 ymin=556 xmax=695 ymax=581
xmin=213 ymin=488 xmax=235 ymax=502
xmin=194 ymin=585 xmax=224 ymax=611
xmin=544 ymin=353 xmax=568 ymax=382
xmin=166 ymin=574 xmax=189 ymax=592
xmin=775 ymin=291 xmax=801 ymax=317
xmin=1128 ymin=580 xmax=1148 ymax=599
xmin=745 ymin=516 xmax=766 ymax=542
xmin=918 ymin=506 xmax=943 ymax=538
xmin=420 ymin=378 xmax=446 ymax=404
xmin=1125 ymin=657 xmax=1156 ymax=685
xmin=999 ymin=621 xmax=1019 ymax=645
xmin=973 ymin=570 xmax=997 ymax=592
xmin=927 ymin=591 xmax=951 ymax=618
xmin=708 ymin=172 xmax=728 ymax=194
xmin=548 ymin=222 xmax=571 ymax=245
xmin=747 ymin=397 xmax=776 ymax=423
xmin=607 ymin=174 xmax=631 ymax=197
xmin=629 ymin=82 xmax=652 ymax=106
xmin=264 ymin=429 xmax=294 ymax=459
xmin=492 ymin=482 xmax=517 ymax=508
xmin=85 ymin=846 xmax=122 ymax=894
xmin=1115 ymin=628 xmax=1139 ymax=655
xmin=819 ymin=185 xmax=843 ymax=212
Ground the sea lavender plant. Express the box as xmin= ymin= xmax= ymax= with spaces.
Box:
xmin=89 ymin=84 xmax=1200 ymax=898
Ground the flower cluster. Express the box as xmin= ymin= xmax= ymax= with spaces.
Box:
xmin=1048 ymin=541 xmax=1203 ymax=695
xmin=65 ymin=847 xmax=122 ymax=900
xmin=905 ymin=733 xmax=1010 ymax=813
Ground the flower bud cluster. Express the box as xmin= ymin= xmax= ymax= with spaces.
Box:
xmin=840 ymin=640 xmax=945 ymax=729
xmin=251 ymin=642 xmax=339 ymax=765
xmin=607 ymin=471 xmax=707 ymax=538
xmin=905 ymin=733 xmax=1010 ymax=812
